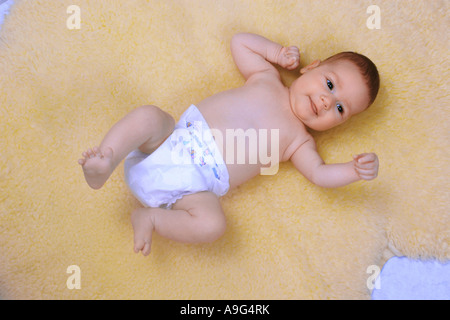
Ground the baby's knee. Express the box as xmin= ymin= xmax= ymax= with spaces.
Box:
xmin=198 ymin=212 xmax=227 ymax=243
xmin=136 ymin=105 xmax=168 ymax=123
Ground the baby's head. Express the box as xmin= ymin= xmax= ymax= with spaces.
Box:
xmin=289 ymin=51 xmax=380 ymax=131
xmin=323 ymin=52 xmax=380 ymax=107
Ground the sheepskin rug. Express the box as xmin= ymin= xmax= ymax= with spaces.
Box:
xmin=0 ymin=0 xmax=448 ymax=299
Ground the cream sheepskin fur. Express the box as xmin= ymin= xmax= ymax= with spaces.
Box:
xmin=0 ymin=0 xmax=448 ymax=299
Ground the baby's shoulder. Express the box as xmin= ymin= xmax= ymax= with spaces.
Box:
xmin=243 ymin=72 xmax=288 ymax=101
xmin=281 ymin=125 xmax=313 ymax=162
xmin=245 ymin=69 xmax=284 ymax=88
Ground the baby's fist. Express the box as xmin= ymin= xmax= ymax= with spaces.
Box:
xmin=353 ymin=153 xmax=379 ymax=181
xmin=278 ymin=46 xmax=300 ymax=70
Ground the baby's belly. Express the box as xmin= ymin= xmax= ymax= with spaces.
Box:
xmin=196 ymin=92 xmax=285 ymax=188
xmin=216 ymin=135 xmax=281 ymax=189
xmin=197 ymin=113 xmax=282 ymax=189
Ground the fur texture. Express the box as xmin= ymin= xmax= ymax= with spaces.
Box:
xmin=0 ymin=0 xmax=448 ymax=299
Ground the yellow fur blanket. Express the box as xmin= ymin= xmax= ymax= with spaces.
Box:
xmin=0 ymin=0 xmax=448 ymax=299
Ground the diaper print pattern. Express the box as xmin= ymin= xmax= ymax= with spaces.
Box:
xmin=184 ymin=121 xmax=222 ymax=181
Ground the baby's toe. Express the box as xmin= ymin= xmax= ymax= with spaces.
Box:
xmin=86 ymin=148 xmax=94 ymax=158
xmin=142 ymin=242 xmax=152 ymax=256
xmin=93 ymin=146 xmax=101 ymax=156
xmin=134 ymin=239 xmax=145 ymax=253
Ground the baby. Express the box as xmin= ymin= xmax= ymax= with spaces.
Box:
xmin=78 ymin=33 xmax=380 ymax=256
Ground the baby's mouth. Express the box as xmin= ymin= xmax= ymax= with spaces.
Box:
xmin=309 ymin=97 xmax=318 ymax=116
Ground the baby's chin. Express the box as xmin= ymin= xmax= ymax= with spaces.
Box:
xmin=303 ymin=121 xmax=340 ymax=132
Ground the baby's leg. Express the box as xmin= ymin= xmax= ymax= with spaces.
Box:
xmin=78 ymin=105 xmax=175 ymax=189
xmin=131 ymin=192 xmax=226 ymax=256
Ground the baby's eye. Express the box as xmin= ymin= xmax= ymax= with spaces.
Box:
xmin=337 ymin=103 xmax=344 ymax=114
xmin=327 ymin=79 xmax=334 ymax=91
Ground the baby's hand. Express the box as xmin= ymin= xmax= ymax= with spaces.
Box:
xmin=353 ymin=153 xmax=379 ymax=181
xmin=277 ymin=46 xmax=300 ymax=70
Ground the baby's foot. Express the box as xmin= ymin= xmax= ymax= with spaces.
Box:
xmin=131 ymin=208 xmax=155 ymax=256
xmin=78 ymin=146 xmax=114 ymax=189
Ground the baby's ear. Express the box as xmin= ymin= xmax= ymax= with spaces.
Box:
xmin=300 ymin=59 xmax=321 ymax=74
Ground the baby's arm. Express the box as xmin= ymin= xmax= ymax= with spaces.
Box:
xmin=231 ymin=33 xmax=300 ymax=80
xmin=291 ymin=139 xmax=379 ymax=188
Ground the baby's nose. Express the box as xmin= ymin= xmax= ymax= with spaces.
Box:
xmin=320 ymin=94 xmax=334 ymax=111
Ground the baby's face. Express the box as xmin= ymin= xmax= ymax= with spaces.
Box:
xmin=289 ymin=59 xmax=370 ymax=131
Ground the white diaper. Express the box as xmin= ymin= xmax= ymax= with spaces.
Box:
xmin=124 ymin=105 xmax=230 ymax=209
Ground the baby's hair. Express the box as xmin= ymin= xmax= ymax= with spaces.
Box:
xmin=324 ymin=52 xmax=380 ymax=107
